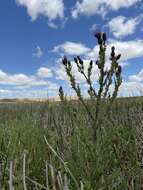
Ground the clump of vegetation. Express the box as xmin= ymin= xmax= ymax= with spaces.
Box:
xmin=0 ymin=32 xmax=142 ymax=189
xmin=60 ymin=32 xmax=122 ymax=140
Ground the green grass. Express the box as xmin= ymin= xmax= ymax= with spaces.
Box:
xmin=0 ymin=97 xmax=143 ymax=189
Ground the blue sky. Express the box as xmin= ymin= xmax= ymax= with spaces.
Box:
xmin=0 ymin=0 xmax=143 ymax=99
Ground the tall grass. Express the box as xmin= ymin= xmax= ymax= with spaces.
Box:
xmin=0 ymin=99 xmax=142 ymax=189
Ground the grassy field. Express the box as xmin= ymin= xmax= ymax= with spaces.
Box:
xmin=0 ymin=97 xmax=143 ymax=189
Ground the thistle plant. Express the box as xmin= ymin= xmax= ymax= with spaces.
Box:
xmin=59 ymin=86 xmax=66 ymax=102
xmin=59 ymin=32 xmax=122 ymax=139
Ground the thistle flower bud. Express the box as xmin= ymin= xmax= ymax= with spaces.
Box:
xmin=74 ymin=57 xmax=78 ymax=64
xmin=111 ymin=46 xmax=115 ymax=51
xmin=95 ymin=60 xmax=101 ymax=69
xmin=68 ymin=61 xmax=71 ymax=67
xmin=59 ymin=86 xmax=63 ymax=94
xmin=116 ymin=54 xmax=121 ymax=61
xmin=94 ymin=32 xmax=102 ymax=45
xmin=94 ymin=32 xmax=101 ymax=40
xmin=62 ymin=56 xmax=68 ymax=66
xmin=89 ymin=60 xmax=93 ymax=67
xmin=77 ymin=56 xmax=83 ymax=66
xmin=102 ymin=32 xmax=107 ymax=42
xmin=111 ymin=46 xmax=115 ymax=58
xmin=95 ymin=60 xmax=99 ymax=65
xmin=94 ymin=32 xmax=107 ymax=45
xmin=59 ymin=86 xmax=64 ymax=101
xmin=118 ymin=65 xmax=122 ymax=74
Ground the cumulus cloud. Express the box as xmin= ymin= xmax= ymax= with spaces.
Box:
xmin=53 ymin=37 xmax=143 ymax=63
xmin=53 ymin=41 xmax=91 ymax=55
xmin=72 ymin=0 xmax=142 ymax=18
xmin=32 ymin=46 xmax=43 ymax=58
xmin=54 ymin=57 xmax=129 ymax=86
xmin=0 ymin=68 xmax=56 ymax=88
xmin=88 ymin=39 xmax=143 ymax=62
xmin=55 ymin=59 xmax=99 ymax=84
xmin=0 ymin=68 xmax=59 ymax=99
xmin=90 ymin=24 xmax=98 ymax=32
xmin=108 ymin=15 xmax=143 ymax=38
xmin=129 ymin=69 xmax=143 ymax=82
xmin=16 ymin=0 xmax=64 ymax=26
xmin=118 ymin=81 xmax=143 ymax=97
xmin=48 ymin=22 xmax=58 ymax=29
xmin=53 ymin=38 xmax=143 ymax=82
xmin=106 ymin=0 xmax=142 ymax=10
xmin=37 ymin=67 xmax=53 ymax=78
xmin=108 ymin=39 xmax=143 ymax=61
xmin=0 ymin=69 xmax=47 ymax=86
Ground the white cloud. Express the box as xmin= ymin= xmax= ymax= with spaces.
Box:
xmin=0 ymin=68 xmax=59 ymax=99
xmin=108 ymin=39 xmax=143 ymax=61
xmin=72 ymin=0 xmax=106 ymax=18
xmin=37 ymin=67 xmax=53 ymax=78
xmin=108 ymin=15 xmax=143 ymax=38
xmin=32 ymin=46 xmax=43 ymax=58
xmin=116 ymin=69 xmax=143 ymax=97
xmin=54 ymin=56 xmax=143 ymax=98
xmin=54 ymin=60 xmax=143 ymax=97
xmin=102 ymin=81 xmax=143 ymax=97
xmin=90 ymin=24 xmax=98 ymax=32
xmin=90 ymin=24 xmax=105 ymax=33
xmin=129 ymin=69 xmax=143 ymax=82
xmin=106 ymin=0 xmax=142 ymax=10
xmin=0 ymin=89 xmax=12 ymax=94
xmin=16 ymin=0 xmax=64 ymax=22
xmin=55 ymin=59 xmax=99 ymax=84
xmin=0 ymin=69 xmax=48 ymax=86
xmin=53 ymin=41 xmax=91 ymax=55
xmin=54 ymin=38 xmax=143 ymax=80
xmin=88 ymin=39 xmax=143 ymax=62
xmin=118 ymin=81 xmax=143 ymax=97
xmin=48 ymin=22 xmax=58 ymax=29
xmin=72 ymin=0 xmax=142 ymax=18
xmin=55 ymin=57 xmax=129 ymax=86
